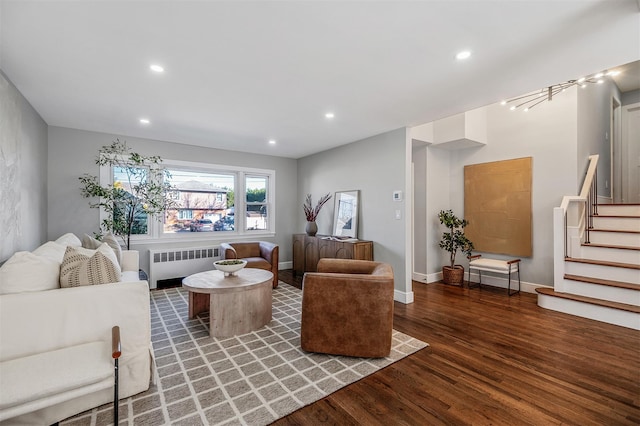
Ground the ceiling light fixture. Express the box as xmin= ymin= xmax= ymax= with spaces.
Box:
xmin=139 ymin=118 xmax=150 ymax=124
xmin=149 ymin=64 xmax=164 ymax=73
xmin=268 ymin=139 xmax=276 ymax=145
xmin=456 ymin=50 xmax=471 ymax=60
xmin=502 ymin=68 xmax=619 ymax=112
xmin=325 ymin=112 xmax=335 ymax=119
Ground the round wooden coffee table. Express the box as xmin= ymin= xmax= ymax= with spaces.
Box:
xmin=182 ymin=268 xmax=273 ymax=338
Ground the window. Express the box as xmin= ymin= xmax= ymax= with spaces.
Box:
xmin=163 ymin=169 xmax=234 ymax=234
xmin=101 ymin=159 xmax=275 ymax=243
xmin=245 ymin=175 xmax=269 ymax=230
xmin=112 ymin=165 xmax=149 ymax=236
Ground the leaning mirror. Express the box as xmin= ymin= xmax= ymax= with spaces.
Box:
xmin=332 ymin=190 xmax=359 ymax=238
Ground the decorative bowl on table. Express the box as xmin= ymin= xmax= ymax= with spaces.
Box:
xmin=213 ymin=259 xmax=247 ymax=276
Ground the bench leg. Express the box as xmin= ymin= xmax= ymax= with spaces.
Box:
xmin=467 ymin=268 xmax=480 ymax=289
xmin=507 ymin=265 xmax=521 ymax=296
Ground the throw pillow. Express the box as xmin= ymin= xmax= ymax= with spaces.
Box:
xmin=102 ymin=232 xmax=122 ymax=265
xmin=32 ymin=241 xmax=67 ymax=264
xmin=55 ymin=233 xmax=82 ymax=247
xmin=59 ymin=245 xmax=122 ymax=288
xmin=0 ymin=251 xmax=60 ymax=294
xmin=83 ymin=233 xmax=122 ymax=266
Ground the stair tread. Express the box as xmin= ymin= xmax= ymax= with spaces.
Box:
xmin=564 ymin=274 xmax=640 ymax=290
xmin=581 ymin=242 xmax=640 ymax=251
xmin=589 ymin=228 xmax=640 ymax=234
xmin=565 ymin=257 xmax=640 ymax=270
xmin=536 ymin=287 xmax=640 ymax=313
xmin=592 ymin=215 xmax=640 ymax=218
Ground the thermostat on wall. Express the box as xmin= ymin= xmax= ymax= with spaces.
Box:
xmin=393 ymin=190 xmax=403 ymax=202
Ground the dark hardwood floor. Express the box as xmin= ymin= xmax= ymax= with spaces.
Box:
xmin=275 ymin=270 xmax=640 ymax=425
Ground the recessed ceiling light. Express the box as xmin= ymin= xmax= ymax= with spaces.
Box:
xmin=456 ymin=50 xmax=471 ymax=60
xmin=268 ymin=139 xmax=276 ymax=145
xmin=500 ymin=100 xmax=507 ymax=105
xmin=150 ymin=64 xmax=164 ymax=73
xmin=139 ymin=118 xmax=150 ymax=124
xmin=325 ymin=112 xmax=335 ymax=119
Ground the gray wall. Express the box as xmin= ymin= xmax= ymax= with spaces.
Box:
xmin=577 ymin=79 xmax=621 ymax=199
xmin=47 ymin=127 xmax=298 ymax=272
xmin=296 ymin=128 xmax=409 ymax=296
xmin=412 ymin=144 xmax=427 ymax=276
xmin=622 ymin=89 xmax=640 ymax=106
xmin=0 ymin=70 xmax=48 ymax=262
xmin=425 ymin=87 xmax=579 ymax=288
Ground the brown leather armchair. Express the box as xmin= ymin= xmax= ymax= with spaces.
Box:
xmin=300 ymin=258 xmax=394 ymax=357
xmin=220 ymin=241 xmax=279 ymax=288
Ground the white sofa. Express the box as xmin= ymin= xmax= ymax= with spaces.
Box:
xmin=0 ymin=234 xmax=153 ymax=425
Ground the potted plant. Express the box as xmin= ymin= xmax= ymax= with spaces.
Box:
xmin=79 ymin=139 xmax=176 ymax=249
xmin=438 ymin=209 xmax=474 ymax=286
xmin=303 ymin=193 xmax=332 ymax=236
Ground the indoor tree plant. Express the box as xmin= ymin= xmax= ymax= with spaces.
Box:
xmin=438 ymin=209 xmax=474 ymax=286
xmin=79 ymin=139 xmax=176 ymax=249
xmin=303 ymin=193 xmax=332 ymax=236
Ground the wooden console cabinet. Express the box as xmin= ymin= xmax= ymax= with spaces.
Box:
xmin=292 ymin=234 xmax=374 ymax=275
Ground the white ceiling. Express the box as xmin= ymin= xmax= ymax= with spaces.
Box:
xmin=1 ymin=0 xmax=638 ymax=159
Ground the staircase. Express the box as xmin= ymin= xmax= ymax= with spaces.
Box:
xmin=537 ymin=155 xmax=640 ymax=330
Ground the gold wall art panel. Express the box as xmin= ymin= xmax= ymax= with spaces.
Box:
xmin=464 ymin=157 xmax=532 ymax=257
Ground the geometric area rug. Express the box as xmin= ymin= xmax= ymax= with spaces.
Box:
xmin=61 ymin=282 xmax=428 ymax=425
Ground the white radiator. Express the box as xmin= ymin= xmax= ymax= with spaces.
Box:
xmin=149 ymin=246 xmax=220 ymax=289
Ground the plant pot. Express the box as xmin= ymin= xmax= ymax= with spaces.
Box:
xmin=442 ymin=265 xmax=464 ymax=286
xmin=305 ymin=221 xmax=318 ymax=236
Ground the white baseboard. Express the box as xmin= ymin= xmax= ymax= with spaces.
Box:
xmin=278 ymin=261 xmax=293 ymax=270
xmin=394 ymin=289 xmax=414 ymax=304
xmin=413 ymin=270 xmax=546 ymax=294
xmin=466 ymin=272 xmax=544 ymax=294
xmin=412 ymin=271 xmax=442 ymax=283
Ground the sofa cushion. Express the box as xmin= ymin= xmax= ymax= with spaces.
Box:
xmin=82 ymin=233 xmax=122 ymax=266
xmin=0 ymin=341 xmax=112 ymax=417
xmin=59 ymin=245 xmax=121 ymax=287
xmin=32 ymin=241 xmax=67 ymax=264
xmin=55 ymin=233 xmax=82 ymax=247
xmin=0 ymin=252 xmax=60 ymax=295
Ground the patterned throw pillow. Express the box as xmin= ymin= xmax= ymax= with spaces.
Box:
xmin=59 ymin=245 xmax=121 ymax=287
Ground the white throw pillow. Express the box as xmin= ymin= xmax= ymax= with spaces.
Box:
xmin=32 ymin=241 xmax=67 ymax=264
xmin=59 ymin=245 xmax=121 ymax=288
xmin=55 ymin=233 xmax=82 ymax=247
xmin=82 ymin=233 xmax=122 ymax=266
xmin=0 ymin=251 xmax=60 ymax=294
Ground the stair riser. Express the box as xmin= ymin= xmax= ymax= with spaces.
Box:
xmin=596 ymin=205 xmax=640 ymax=216
xmin=565 ymin=262 xmax=640 ymax=284
xmin=562 ymin=279 xmax=640 ymax=306
xmin=579 ymin=245 xmax=640 ymax=264
xmin=537 ymin=294 xmax=640 ymax=330
xmin=591 ymin=216 xmax=640 ymax=232
xmin=587 ymin=231 xmax=640 ymax=247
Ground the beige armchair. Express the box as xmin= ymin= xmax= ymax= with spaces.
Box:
xmin=220 ymin=241 xmax=279 ymax=288
xmin=300 ymin=258 xmax=394 ymax=358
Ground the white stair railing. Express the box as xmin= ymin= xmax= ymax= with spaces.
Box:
xmin=553 ymin=154 xmax=599 ymax=292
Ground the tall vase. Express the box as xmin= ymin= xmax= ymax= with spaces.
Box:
xmin=305 ymin=221 xmax=318 ymax=236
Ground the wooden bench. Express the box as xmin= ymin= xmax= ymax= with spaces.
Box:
xmin=468 ymin=255 xmax=521 ymax=296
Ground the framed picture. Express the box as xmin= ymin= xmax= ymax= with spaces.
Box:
xmin=332 ymin=190 xmax=359 ymax=238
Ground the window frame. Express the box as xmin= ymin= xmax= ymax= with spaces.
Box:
xmin=99 ymin=158 xmax=276 ymax=245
